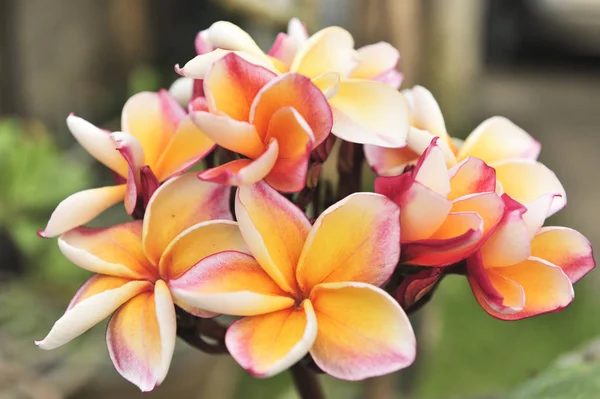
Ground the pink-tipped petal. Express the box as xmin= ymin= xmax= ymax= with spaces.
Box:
xmin=310 ymin=282 xmax=416 ymax=381
xmin=268 ymin=18 xmax=308 ymax=65
xmin=198 ymin=140 xmax=279 ymax=186
xmin=250 ymin=73 xmax=332 ymax=146
xmin=290 ymin=26 xmax=357 ymax=79
xmin=413 ymin=139 xmax=451 ymax=197
xmin=191 ymin=111 xmax=264 ymax=159
xmin=376 ymin=174 xmax=452 ymax=242
xmin=59 ymin=222 xmax=156 ymax=280
xmin=263 ymin=107 xmax=315 ymax=193
xmin=36 ymin=277 xmax=151 ymax=350
xmin=153 ymin=115 xmax=215 ymax=181
xmin=458 ymin=117 xmax=541 ymax=163
xmin=169 ymin=251 xmax=294 ymax=316
xmin=531 ymin=227 xmax=595 ymax=283
xmin=466 ymin=252 xmax=508 ymax=312
xmin=374 ymin=68 xmax=403 ymax=89
xmin=111 ymin=132 xmax=145 ymax=214
xmin=448 ymin=157 xmax=497 ymax=200
xmin=522 ymin=194 xmax=557 ymax=239
xmin=121 ymin=92 xmax=182 ymax=169
xmin=479 ymin=195 xmax=531 ymax=267
xmin=329 ymin=79 xmax=409 ymax=147
xmin=158 ymin=220 xmax=249 ymax=282
xmin=66 ymin=115 xmax=128 ymax=177
xmin=236 ymin=181 xmax=311 ymax=294
xmin=177 ymin=49 xmax=277 ymax=80
xmin=107 ymin=280 xmax=176 ymax=392
xmin=204 ymin=53 xmax=277 ymax=121
xmin=486 ymin=258 xmax=574 ymax=320
xmin=195 ymin=30 xmax=213 ymax=54
xmin=204 ymin=21 xmax=266 ymax=57
xmin=226 ymin=300 xmax=316 ymax=378
xmin=296 ymin=193 xmax=400 ymax=292
xmin=351 ymin=42 xmax=400 ymax=80
xmin=493 ymin=160 xmax=567 ymax=217
xmin=41 ymin=185 xmax=126 ymax=238
xmin=143 ymin=172 xmax=232 ymax=265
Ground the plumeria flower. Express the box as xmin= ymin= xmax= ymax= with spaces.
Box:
xmin=39 ymin=91 xmax=215 ymax=237
xmin=375 ymin=139 xmax=505 ymax=266
xmin=168 ymin=181 xmax=416 ymax=380
xmin=177 ymin=20 xmax=409 ymax=148
xmin=36 ymin=174 xmax=246 ymax=391
xmin=190 ymin=53 xmax=332 ymax=192
xmin=467 ymin=195 xmax=595 ymax=320
xmin=366 ymin=85 xmax=566 ymax=221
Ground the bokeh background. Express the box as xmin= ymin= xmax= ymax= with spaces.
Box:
xmin=1 ymin=0 xmax=600 ymax=398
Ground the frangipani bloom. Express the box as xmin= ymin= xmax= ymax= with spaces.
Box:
xmin=366 ymin=85 xmax=566 ymax=220
xmin=36 ymin=174 xmax=246 ymax=391
xmin=191 ymin=53 xmax=332 ymax=192
xmin=376 ymin=139 xmax=505 ymax=266
xmin=168 ymin=181 xmax=416 ymax=380
xmin=178 ymin=20 xmax=409 ymax=148
xmin=40 ymin=91 xmax=215 ymax=237
xmin=467 ymin=195 xmax=595 ymax=320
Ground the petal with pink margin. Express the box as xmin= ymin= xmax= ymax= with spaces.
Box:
xmin=493 ymin=159 xmax=566 ymax=217
xmin=375 ymin=174 xmax=452 ymax=242
xmin=59 ymin=221 xmax=156 ymax=280
xmin=204 ymin=53 xmax=277 ymax=121
xmin=142 ymin=173 xmax=232 ymax=266
xmin=412 ymin=139 xmax=451 ymax=197
xmin=531 ymin=227 xmax=595 ymax=283
xmin=479 ymin=195 xmax=531 ymax=268
xmin=263 ymin=107 xmax=315 ymax=193
xmin=169 ymin=251 xmax=294 ymax=316
xmin=268 ymin=18 xmax=309 ymax=65
xmin=107 ymin=280 xmax=176 ymax=392
xmin=448 ymin=157 xmax=496 ymax=200
xmin=290 ymin=26 xmax=358 ymax=79
xmin=235 ymin=181 xmax=310 ymax=294
xmin=176 ymin=49 xmax=278 ymax=80
xmin=373 ymin=68 xmax=403 ymax=89
xmin=40 ymin=185 xmax=126 ymax=238
xmin=329 ymin=79 xmax=409 ymax=148
xmin=197 ymin=140 xmax=279 ymax=186
xmin=159 ymin=220 xmax=249 ymax=280
xmin=36 ymin=277 xmax=151 ymax=350
xmin=296 ymin=193 xmax=400 ymax=292
xmin=111 ymin=132 xmax=145 ymax=214
xmin=191 ymin=111 xmax=264 ymax=159
xmin=66 ymin=115 xmax=128 ymax=177
xmin=396 ymin=268 xmax=444 ymax=309
xmin=250 ymin=73 xmax=332 ymax=146
xmin=225 ymin=300 xmax=316 ymax=378
xmin=492 ymin=257 xmax=574 ymax=320
xmin=458 ymin=117 xmax=541 ymax=163
xmin=204 ymin=21 xmax=267 ymax=58
xmin=309 ymin=282 xmax=416 ymax=381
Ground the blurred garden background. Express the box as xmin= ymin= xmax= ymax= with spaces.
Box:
xmin=1 ymin=0 xmax=600 ymax=398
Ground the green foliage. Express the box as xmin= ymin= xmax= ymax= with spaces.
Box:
xmin=507 ymin=339 xmax=600 ymax=399
xmin=128 ymin=65 xmax=162 ymax=95
xmin=0 ymin=118 xmax=93 ymax=287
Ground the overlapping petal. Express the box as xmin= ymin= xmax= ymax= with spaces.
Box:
xmin=225 ymin=300 xmax=316 ymax=378
xmin=351 ymin=42 xmax=400 ymax=85
xmin=235 ymin=181 xmax=311 ymax=294
xmin=40 ymin=185 xmax=126 ymax=238
xmin=309 ymin=282 xmax=416 ymax=380
xmin=59 ymin=221 xmax=156 ymax=280
xmin=36 ymin=276 xmax=151 ymax=350
xmin=107 ymin=280 xmax=176 ymax=392
xmin=169 ymin=251 xmax=294 ymax=316
xmin=143 ymin=173 xmax=232 ymax=265
xmin=531 ymin=227 xmax=595 ymax=283
xmin=250 ymin=72 xmax=332 ymax=146
xmin=328 ymin=79 xmax=409 ymax=147
xmin=458 ymin=117 xmax=541 ymax=163
xmin=296 ymin=193 xmax=400 ymax=291
xmin=448 ymin=157 xmax=496 ymax=200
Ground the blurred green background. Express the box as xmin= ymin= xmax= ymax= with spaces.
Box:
xmin=1 ymin=0 xmax=599 ymax=398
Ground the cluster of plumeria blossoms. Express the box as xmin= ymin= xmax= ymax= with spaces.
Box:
xmin=37 ymin=18 xmax=595 ymax=395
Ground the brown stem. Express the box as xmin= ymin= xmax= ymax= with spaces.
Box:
xmin=290 ymin=363 xmax=325 ymax=399
xmin=175 ymin=307 xmax=228 ymax=354
xmin=337 ymin=141 xmax=364 ymax=198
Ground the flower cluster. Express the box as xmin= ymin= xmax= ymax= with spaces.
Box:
xmin=37 ymin=18 xmax=594 ymax=392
